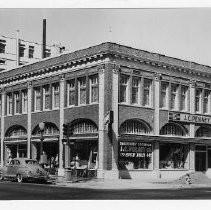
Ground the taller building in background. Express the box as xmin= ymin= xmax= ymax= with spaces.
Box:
xmin=0 ymin=34 xmax=65 ymax=72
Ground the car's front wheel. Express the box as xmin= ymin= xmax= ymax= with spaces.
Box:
xmin=17 ymin=174 xmax=23 ymax=183
xmin=0 ymin=172 xmax=3 ymax=181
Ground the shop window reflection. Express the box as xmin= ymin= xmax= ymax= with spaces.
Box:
xmin=159 ymin=143 xmax=189 ymax=169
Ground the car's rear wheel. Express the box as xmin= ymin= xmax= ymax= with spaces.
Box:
xmin=17 ymin=174 xmax=23 ymax=183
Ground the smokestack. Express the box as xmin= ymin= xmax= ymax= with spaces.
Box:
xmin=42 ymin=19 xmax=46 ymax=59
xmin=16 ymin=30 xmax=20 ymax=67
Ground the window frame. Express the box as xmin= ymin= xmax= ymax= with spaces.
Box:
xmin=67 ymin=79 xmax=76 ymax=107
xmin=78 ymin=77 xmax=87 ymax=106
xmin=34 ymin=87 xmax=41 ymax=112
xmin=119 ymin=74 xmax=129 ymax=104
xmin=52 ymin=83 xmax=60 ymax=109
xmin=22 ymin=90 xmax=28 ymax=114
xmin=89 ymin=75 xmax=99 ymax=104
xmin=143 ymin=78 xmax=152 ymax=107
xmin=43 ymin=85 xmax=50 ymax=111
xmin=7 ymin=93 xmax=13 ymax=116
xmin=14 ymin=92 xmax=21 ymax=115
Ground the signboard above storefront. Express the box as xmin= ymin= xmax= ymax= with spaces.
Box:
xmin=169 ymin=112 xmax=211 ymax=124
xmin=118 ymin=141 xmax=152 ymax=158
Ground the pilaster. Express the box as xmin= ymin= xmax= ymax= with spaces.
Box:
xmin=58 ymin=74 xmax=65 ymax=176
xmin=97 ymin=64 xmax=106 ymax=177
xmin=27 ymin=82 xmax=32 ymax=158
xmin=154 ymin=73 xmax=161 ymax=136
xmin=1 ymin=88 xmax=5 ymax=166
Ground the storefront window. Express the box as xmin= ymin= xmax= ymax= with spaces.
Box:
xmin=118 ymin=141 xmax=152 ymax=170
xmin=159 ymin=143 xmax=189 ymax=169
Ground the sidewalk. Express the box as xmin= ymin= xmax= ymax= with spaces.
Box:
xmin=53 ymin=178 xmax=211 ymax=189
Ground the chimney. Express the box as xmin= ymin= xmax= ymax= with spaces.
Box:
xmin=42 ymin=19 xmax=46 ymax=59
xmin=16 ymin=30 xmax=20 ymax=67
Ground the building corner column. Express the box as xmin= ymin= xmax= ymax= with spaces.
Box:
xmin=27 ymin=82 xmax=32 ymax=158
xmin=97 ymin=64 xmax=106 ymax=178
xmin=189 ymin=80 xmax=196 ymax=172
xmin=110 ymin=63 xmax=119 ymax=179
xmin=1 ymin=88 xmax=5 ymax=167
xmin=58 ymin=74 xmax=65 ymax=176
xmin=153 ymin=73 xmax=161 ymax=177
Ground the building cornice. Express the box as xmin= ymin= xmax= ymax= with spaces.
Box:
xmin=1 ymin=42 xmax=211 ymax=86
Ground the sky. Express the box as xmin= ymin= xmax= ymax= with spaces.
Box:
xmin=1 ymin=8 xmax=211 ymax=67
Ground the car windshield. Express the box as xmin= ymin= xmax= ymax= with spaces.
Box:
xmin=25 ymin=160 xmax=38 ymax=165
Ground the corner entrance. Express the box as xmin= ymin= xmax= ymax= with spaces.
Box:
xmin=195 ymin=145 xmax=207 ymax=171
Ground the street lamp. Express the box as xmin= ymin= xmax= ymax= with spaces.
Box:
xmin=39 ymin=122 xmax=45 ymax=164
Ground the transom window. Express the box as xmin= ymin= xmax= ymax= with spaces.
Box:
xmin=6 ymin=126 xmax=27 ymax=137
xmin=72 ymin=120 xmax=98 ymax=134
xmin=196 ymin=126 xmax=211 ymax=137
xmin=160 ymin=123 xmax=187 ymax=136
xmin=120 ymin=119 xmax=151 ymax=135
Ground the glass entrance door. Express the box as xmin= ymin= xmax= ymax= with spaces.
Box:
xmin=195 ymin=152 xmax=206 ymax=171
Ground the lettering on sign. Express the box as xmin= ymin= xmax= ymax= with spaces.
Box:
xmin=119 ymin=141 xmax=152 ymax=158
xmin=169 ymin=112 xmax=211 ymax=124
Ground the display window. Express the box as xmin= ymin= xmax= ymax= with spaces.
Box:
xmin=118 ymin=141 xmax=153 ymax=170
xmin=159 ymin=143 xmax=189 ymax=169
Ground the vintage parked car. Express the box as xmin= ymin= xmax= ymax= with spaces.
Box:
xmin=0 ymin=158 xmax=49 ymax=183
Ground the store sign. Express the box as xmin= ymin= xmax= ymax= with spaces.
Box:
xmin=119 ymin=141 xmax=152 ymax=158
xmin=169 ymin=112 xmax=211 ymax=124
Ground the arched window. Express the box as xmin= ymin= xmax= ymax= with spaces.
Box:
xmin=196 ymin=126 xmax=211 ymax=137
xmin=6 ymin=125 xmax=27 ymax=138
xmin=120 ymin=119 xmax=151 ymax=135
xmin=72 ymin=120 xmax=98 ymax=134
xmin=32 ymin=122 xmax=59 ymax=136
xmin=160 ymin=123 xmax=187 ymax=136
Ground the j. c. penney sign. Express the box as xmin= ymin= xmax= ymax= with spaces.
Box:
xmin=169 ymin=112 xmax=211 ymax=124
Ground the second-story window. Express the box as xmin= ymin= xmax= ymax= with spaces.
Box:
xmin=19 ymin=44 xmax=25 ymax=57
xmin=204 ymin=89 xmax=210 ymax=114
xmin=68 ymin=79 xmax=75 ymax=106
xmin=143 ymin=78 xmax=152 ymax=107
xmin=43 ymin=85 xmax=50 ymax=110
xmin=195 ymin=88 xmax=202 ymax=113
xmin=0 ymin=95 xmax=2 ymax=116
xmin=90 ymin=75 xmax=98 ymax=103
xmin=0 ymin=39 xmax=6 ymax=54
xmin=78 ymin=77 xmax=86 ymax=105
xmin=160 ymin=82 xmax=168 ymax=108
xmin=22 ymin=90 xmax=28 ymax=114
xmin=119 ymin=74 xmax=129 ymax=103
xmin=14 ymin=92 xmax=21 ymax=114
xmin=28 ymin=46 xmax=34 ymax=58
xmin=7 ymin=93 xmax=12 ymax=115
xmin=180 ymin=85 xmax=188 ymax=111
xmin=52 ymin=83 xmax=60 ymax=109
xmin=132 ymin=77 xmax=140 ymax=104
xmin=170 ymin=84 xmax=178 ymax=110
xmin=34 ymin=88 xmax=41 ymax=111
xmin=45 ymin=49 xmax=51 ymax=58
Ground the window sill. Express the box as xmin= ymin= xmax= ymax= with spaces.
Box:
xmin=119 ymin=169 xmax=153 ymax=171
xmin=119 ymin=103 xmax=154 ymax=110
xmin=159 ymin=169 xmax=189 ymax=171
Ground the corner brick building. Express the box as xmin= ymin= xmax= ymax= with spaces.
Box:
xmin=1 ymin=42 xmax=211 ymax=180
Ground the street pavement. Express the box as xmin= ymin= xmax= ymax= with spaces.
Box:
xmin=53 ymin=177 xmax=211 ymax=190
